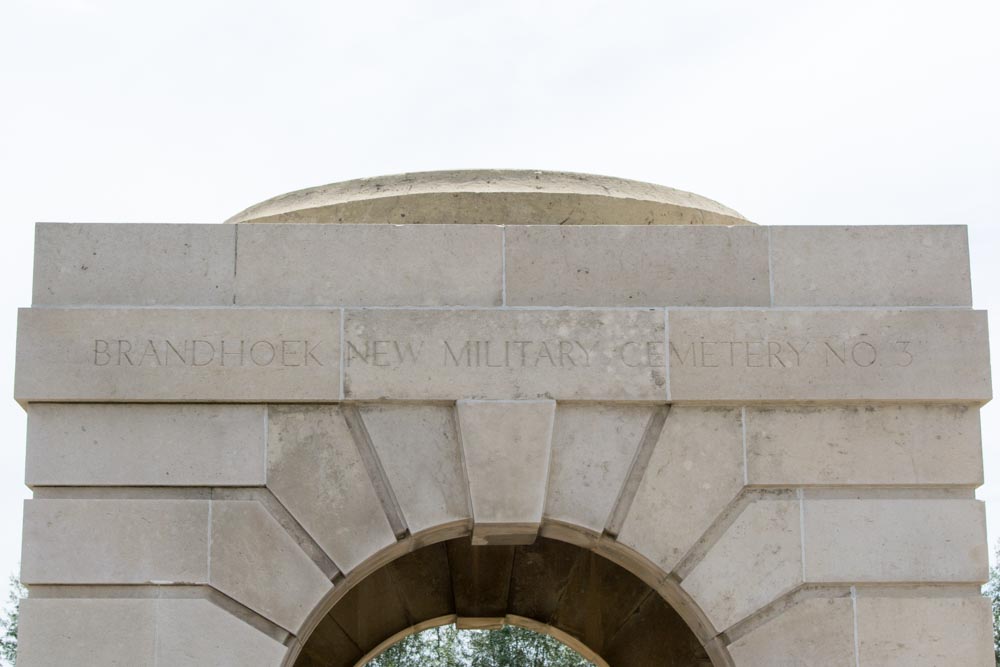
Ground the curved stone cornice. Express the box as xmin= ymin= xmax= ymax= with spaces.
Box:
xmin=225 ymin=169 xmax=750 ymax=226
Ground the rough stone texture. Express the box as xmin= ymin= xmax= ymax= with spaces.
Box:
xmin=544 ymin=404 xmax=654 ymax=532
xmin=226 ymin=170 xmax=748 ymax=226
xmin=157 ymin=598 xmax=288 ymax=666
xmin=668 ymin=308 xmax=991 ymax=402
xmin=32 ymin=223 xmax=235 ymax=306
xmin=771 ymin=225 xmax=972 ymax=307
xmin=746 ymin=405 xmax=984 ymax=486
xmin=17 ymin=598 xmax=156 ymax=667
xmin=15 ymin=307 xmax=340 ymax=402
xmin=266 ymin=406 xmax=395 ymax=573
xmin=209 ymin=500 xmax=333 ymax=633
xmin=21 ymin=499 xmax=208 ymax=584
xmin=727 ymin=596 xmax=856 ymax=666
xmin=456 ymin=400 xmax=555 ymax=544
xmin=803 ymin=497 xmax=988 ymax=583
xmin=235 ymin=224 xmax=502 ymax=306
xmin=856 ymin=594 xmax=994 ymax=666
xmin=361 ymin=404 xmax=470 ymax=535
xmin=618 ymin=407 xmax=745 ymax=573
xmin=681 ymin=498 xmax=803 ymax=632
xmin=344 ymin=309 xmax=666 ymax=401
xmin=505 ymin=225 xmax=769 ymax=307
xmin=26 ymin=404 xmax=266 ymax=486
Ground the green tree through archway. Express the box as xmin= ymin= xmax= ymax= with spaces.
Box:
xmin=367 ymin=624 xmax=595 ymax=667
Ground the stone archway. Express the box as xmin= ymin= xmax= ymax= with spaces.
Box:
xmin=14 ymin=171 xmax=995 ymax=665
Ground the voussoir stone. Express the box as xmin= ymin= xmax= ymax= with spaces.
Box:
xmin=544 ymin=403 xmax=655 ymax=533
xmin=457 ymin=400 xmax=556 ymax=545
xmin=360 ymin=404 xmax=471 ymax=535
xmin=26 ymin=403 xmax=266 ymax=487
xmin=209 ymin=500 xmax=333 ymax=633
xmin=618 ymin=407 xmax=745 ymax=573
xmin=727 ymin=595 xmax=856 ymax=666
xmin=681 ymin=496 xmax=803 ymax=632
xmin=156 ymin=598 xmax=288 ymax=667
xmin=266 ymin=405 xmax=396 ymax=574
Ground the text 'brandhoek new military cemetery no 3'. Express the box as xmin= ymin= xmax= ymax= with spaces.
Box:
xmin=12 ymin=171 xmax=995 ymax=666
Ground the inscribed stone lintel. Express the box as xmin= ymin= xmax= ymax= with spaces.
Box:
xmin=13 ymin=307 xmax=991 ymax=403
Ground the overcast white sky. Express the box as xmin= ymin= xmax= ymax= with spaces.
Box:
xmin=0 ymin=0 xmax=998 ymax=590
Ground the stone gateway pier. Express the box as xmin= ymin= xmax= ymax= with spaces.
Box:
xmin=13 ymin=171 xmax=995 ymax=665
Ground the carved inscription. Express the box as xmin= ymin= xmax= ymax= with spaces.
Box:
xmin=92 ymin=338 xmax=323 ymax=367
xmin=668 ymin=339 xmax=915 ymax=369
xmin=342 ymin=309 xmax=668 ymax=401
xmin=345 ymin=338 xmax=664 ymax=369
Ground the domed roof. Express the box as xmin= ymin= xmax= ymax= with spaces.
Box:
xmin=226 ymin=170 xmax=749 ymax=226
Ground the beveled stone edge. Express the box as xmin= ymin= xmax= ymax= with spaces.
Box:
xmin=224 ymin=170 xmax=748 ymax=225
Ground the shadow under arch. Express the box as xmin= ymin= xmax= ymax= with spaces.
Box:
xmin=282 ymin=519 xmax=732 ymax=667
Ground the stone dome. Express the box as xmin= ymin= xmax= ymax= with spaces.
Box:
xmin=226 ymin=169 xmax=749 ymax=226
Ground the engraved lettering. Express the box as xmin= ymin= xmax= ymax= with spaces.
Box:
xmin=372 ymin=340 xmax=391 ymax=367
xmin=851 ymin=341 xmax=877 ymax=367
xmin=165 ymin=340 xmax=186 ymax=365
xmin=249 ymin=340 xmax=275 ymax=366
xmin=745 ymin=341 xmax=765 ymax=367
xmin=117 ymin=339 xmax=135 ymax=366
xmin=220 ymin=339 xmax=245 ymax=367
xmin=534 ymin=341 xmax=555 ymax=367
xmin=444 ymin=340 xmax=472 ymax=366
xmin=346 ymin=341 xmax=369 ymax=366
xmin=767 ymin=341 xmax=787 ymax=368
xmin=786 ymin=341 xmax=809 ymax=366
xmin=94 ymin=339 xmax=110 ymax=366
xmin=824 ymin=341 xmax=847 ymax=366
xmin=670 ymin=341 xmax=696 ymax=366
xmin=305 ymin=340 xmax=323 ymax=366
xmin=281 ymin=340 xmax=301 ymax=366
xmin=896 ymin=340 xmax=914 ymax=367
xmin=700 ymin=341 xmax=719 ymax=368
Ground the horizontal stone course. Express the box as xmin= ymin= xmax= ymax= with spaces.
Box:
xmin=15 ymin=306 xmax=990 ymax=403
xmin=746 ymin=405 xmax=983 ymax=486
xmin=235 ymin=223 xmax=503 ymax=306
xmin=727 ymin=596 xmax=856 ymax=666
xmin=669 ymin=308 xmax=991 ymax=402
xmin=803 ymin=497 xmax=988 ymax=583
xmin=33 ymin=223 xmax=235 ymax=306
xmin=17 ymin=598 xmax=156 ymax=666
xmin=505 ymin=225 xmax=769 ymax=307
xmin=17 ymin=597 xmax=287 ymax=667
xmin=856 ymin=594 xmax=994 ymax=666
xmin=21 ymin=499 xmax=209 ymax=585
xmin=15 ymin=307 xmax=340 ymax=402
xmin=26 ymin=404 xmax=266 ymax=486
xmin=771 ymin=225 xmax=972 ymax=307
xmin=344 ymin=309 xmax=667 ymax=401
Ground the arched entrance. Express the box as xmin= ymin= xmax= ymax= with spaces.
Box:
xmin=294 ymin=535 xmax=707 ymax=667
xmin=14 ymin=171 xmax=994 ymax=665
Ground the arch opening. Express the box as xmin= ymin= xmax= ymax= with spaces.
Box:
xmin=291 ymin=535 xmax=712 ymax=667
